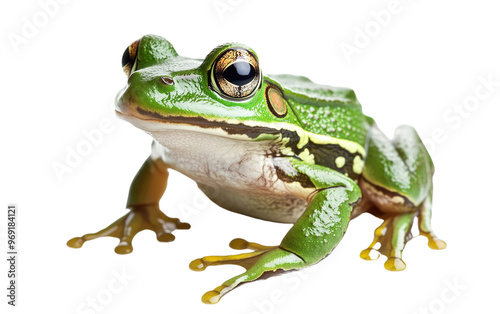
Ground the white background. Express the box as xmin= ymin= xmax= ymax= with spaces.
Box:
xmin=1 ymin=0 xmax=499 ymax=313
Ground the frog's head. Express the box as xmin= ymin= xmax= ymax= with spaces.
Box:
xmin=116 ymin=35 xmax=301 ymax=140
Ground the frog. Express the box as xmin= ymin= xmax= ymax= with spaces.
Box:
xmin=67 ymin=34 xmax=446 ymax=304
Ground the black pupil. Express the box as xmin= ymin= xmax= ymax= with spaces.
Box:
xmin=122 ymin=47 xmax=131 ymax=68
xmin=223 ymin=62 xmax=255 ymax=86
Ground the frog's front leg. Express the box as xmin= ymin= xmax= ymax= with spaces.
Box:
xmin=67 ymin=150 xmax=190 ymax=254
xmin=189 ymin=157 xmax=361 ymax=304
xmin=359 ymin=125 xmax=446 ymax=271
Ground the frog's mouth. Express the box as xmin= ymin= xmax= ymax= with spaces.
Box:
xmin=115 ymin=109 xmax=282 ymax=141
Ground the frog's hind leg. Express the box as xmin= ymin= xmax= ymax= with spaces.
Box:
xmin=359 ymin=125 xmax=446 ymax=271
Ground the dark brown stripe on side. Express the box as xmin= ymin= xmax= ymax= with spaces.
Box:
xmin=135 ymin=107 xmax=282 ymax=139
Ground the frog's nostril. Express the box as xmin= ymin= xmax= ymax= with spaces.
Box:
xmin=159 ymin=76 xmax=174 ymax=85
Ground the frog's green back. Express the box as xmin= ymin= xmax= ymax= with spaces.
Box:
xmin=269 ymin=74 xmax=370 ymax=146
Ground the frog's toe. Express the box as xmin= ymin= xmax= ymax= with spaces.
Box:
xmin=155 ymin=232 xmax=176 ymax=243
xmin=115 ymin=241 xmax=134 ymax=254
xmin=421 ymin=231 xmax=447 ymax=250
xmin=199 ymin=272 xmax=256 ymax=304
xmin=66 ymin=236 xmax=85 ymax=248
xmin=417 ymin=198 xmax=447 ymax=250
xmin=150 ymin=214 xmax=190 ymax=243
xmin=384 ymin=257 xmax=406 ymax=271
xmin=67 ymin=214 xmax=128 ymax=249
xmin=199 ymin=267 xmax=281 ymax=304
xmin=113 ymin=211 xmax=144 ymax=254
xmin=229 ymin=238 xmax=276 ymax=251
xmin=189 ymin=250 xmax=269 ymax=271
xmin=359 ymin=247 xmax=380 ymax=261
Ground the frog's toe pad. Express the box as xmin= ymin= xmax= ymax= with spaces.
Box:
xmin=156 ymin=232 xmax=175 ymax=243
xmin=67 ymin=237 xmax=85 ymax=248
xmin=428 ymin=238 xmax=447 ymax=250
xmin=175 ymin=222 xmax=191 ymax=230
xmin=201 ymin=285 xmax=228 ymax=304
xmin=114 ymin=242 xmax=134 ymax=255
xmin=229 ymin=238 xmax=250 ymax=250
xmin=421 ymin=232 xmax=447 ymax=250
xmin=384 ymin=257 xmax=406 ymax=271
xmin=360 ymin=248 xmax=380 ymax=261
xmin=189 ymin=258 xmax=208 ymax=271
xmin=229 ymin=238 xmax=276 ymax=251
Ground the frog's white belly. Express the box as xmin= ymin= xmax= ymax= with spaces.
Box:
xmin=148 ymin=128 xmax=309 ymax=223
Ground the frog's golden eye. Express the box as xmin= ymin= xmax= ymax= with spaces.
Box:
xmin=210 ymin=48 xmax=261 ymax=99
xmin=122 ymin=39 xmax=139 ymax=76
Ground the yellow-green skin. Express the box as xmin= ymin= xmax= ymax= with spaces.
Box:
xmin=67 ymin=35 xmax=446 ymax=304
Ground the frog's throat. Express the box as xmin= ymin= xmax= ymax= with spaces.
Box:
xmin=115 ymin=109 xmax=366 ymax=158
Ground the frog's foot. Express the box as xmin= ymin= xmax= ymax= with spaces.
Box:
xmin=189 ymin=238 xmax=305 ymax=304
xmin=67 ymin=205 xmax=190 ymax=254
xmin=360 ymin=207 xmax=447 ymax=271
xmin=360 ymin=212 xmax=415 ymax=271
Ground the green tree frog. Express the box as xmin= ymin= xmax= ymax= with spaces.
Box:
xmin=67 ymin=35 xmax=446 ymax=304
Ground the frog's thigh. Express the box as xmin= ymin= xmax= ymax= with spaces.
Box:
xmin=359 ymin=125 xmax=445 ymax=271
xmin=362 ymin=125 xmax=433 ymax=212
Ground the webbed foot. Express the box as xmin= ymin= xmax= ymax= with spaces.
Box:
xmin=360 ymin=208 xmax=446 ymax=271
xmin=189 ymin=238 xmax=304 ymax=304
xmin=67 ymin=205 xmax=190 ymax=254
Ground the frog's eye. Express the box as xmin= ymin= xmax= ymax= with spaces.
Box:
xmin=210 ymin=48 xmax=261 ymax=99
xmin=122 ymin=39 xmax=139 ymax=76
